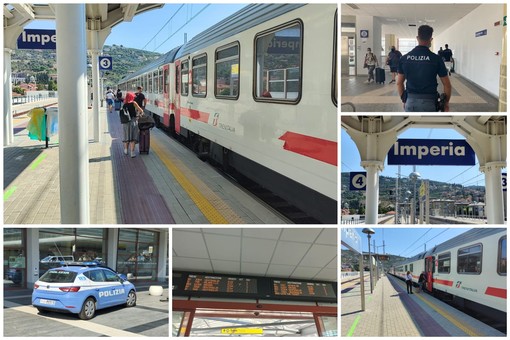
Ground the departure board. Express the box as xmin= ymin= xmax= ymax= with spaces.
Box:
xmin=184 ymin=274 xmax=258 ymax=294
xmin=272 ymin=280 xmax=336 ymax=298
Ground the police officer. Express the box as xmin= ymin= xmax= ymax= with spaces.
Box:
xmin=397 ymin=25 xmax=451 ymax=112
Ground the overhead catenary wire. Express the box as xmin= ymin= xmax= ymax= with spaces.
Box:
xmin=406 ymin=228 xmax=451 ymax=256
xmin=398 ymin=228 xmax=432 ymax=257
xmin=141 ymin=4 xmax=186 ymax=51
xmin=152 ymin=4 xmax=211 ymax=52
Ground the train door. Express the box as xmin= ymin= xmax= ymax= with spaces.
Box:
xmin=174 ymin=60 xmax=183 ymax=134
xmin=425 ymin=256 xmax=434 ymax=292
xmin=162 ymin=64 xmax=170 ymax=127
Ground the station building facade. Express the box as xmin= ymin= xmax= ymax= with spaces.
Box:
xmin=4 ymin=228 xmax=168 ymax=288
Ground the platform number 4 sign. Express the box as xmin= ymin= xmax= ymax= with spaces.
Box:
xmin=350 ymin=172 xmax=367 ymax=191
xmin=503 ymin=173 xmax=507 ymax=192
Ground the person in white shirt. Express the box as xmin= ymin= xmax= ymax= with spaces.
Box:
xmin=406 ymin=271 xmax=414 ymax=294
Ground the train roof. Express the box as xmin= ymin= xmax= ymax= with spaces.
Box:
xmin=119 ymin=45 xmax=182 ymax=83
xmin=118 ymin=4 xmax=312 ymax=85
xmin=175 ymin=3 xmax=305 ymax=58
xmin=393 ymin=228 xmax=506 ymax=267
xmin=426 ymin=228 xmax=506 ymax=255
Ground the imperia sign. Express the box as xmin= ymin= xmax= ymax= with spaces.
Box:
xmin=387 ymin=139 xmax=475 ymax=166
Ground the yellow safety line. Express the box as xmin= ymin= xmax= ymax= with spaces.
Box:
xmin=393 ymin=277 xmax=482 ymax=337
xmin=151 ymin=138 xmax=229 ymax=224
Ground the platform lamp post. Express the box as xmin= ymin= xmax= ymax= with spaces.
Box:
xmin=362 ymin=228 xmax=375 ymax=293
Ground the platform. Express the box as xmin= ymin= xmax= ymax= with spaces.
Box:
xmin=341 ymin=274 xmax=505 ymax=336
xmin=341 ymin=71 xmax=499 ymax=112
xmin=4 ymin=101 xmax=288 ymax=224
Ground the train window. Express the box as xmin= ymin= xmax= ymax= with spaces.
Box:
xmin=498 ymin=236 xmax=506 ymax=275
xmin=158 ymin=67 xmax=163 ymax=94
xmin=215 ymin=42 xmax=239 ymax=99
xmin=176 ymin=65 xmax=180 ymax=94
xmin=254 ymin=20 xmax=303 ymax=103
xmin=410 ymin=264 xmax=413 ymax=272
xmin=153 ymin=71 xmax=159 ymax=94
xmin=181 ymin=60 xmax=189 ymax=96
xmin=405 ymin=265 xmax=407 ymax=272
xmin=438 ymin=253 xmax=451 ymax=273
xmin=457 ymin=244 xmax=482 ymax=275
xmin=192 ymin=54 xmax=207 ymax=97
xmin=164 ymin=67 xmax=169 ymax=94
xmin=148 ymin=72 xmax=153 ymax=93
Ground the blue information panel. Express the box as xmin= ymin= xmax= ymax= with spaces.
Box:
xmin=99 ymin=56 xmax=113 ymax=70
xmin=17 ymin=29 xmax=56 ymax=50
xmin=387 ymin=139 xmax=475 ymax=166
xmin=503 ymin=173 xmax=507 ymax=192
xmin=349 ymin=172 xmax=367 ymax=191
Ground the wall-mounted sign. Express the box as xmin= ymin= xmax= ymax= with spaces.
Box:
xmin=360 ymin=30 xmax=369 ymax=38
xmin=475 ymin=29 xmax=487 ymax=37
xmin=349 ymin=171 xmax=367 ymax=191
xmin=99 ymin=56 xmax=113 ymax=71
xmin=17 ymin=29 xmax=56 ymax=50
xmin=503 ymin=173 xmax=507 ymax=192
xmin=387 ymin=139 xmax=475 ymax=166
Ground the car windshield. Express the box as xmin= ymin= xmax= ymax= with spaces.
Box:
xmin=39 ymin=269 xmax=77 ymax=283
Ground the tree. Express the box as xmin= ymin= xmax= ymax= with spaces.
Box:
xmin=48 ymin=80 xmax=57 ymax=91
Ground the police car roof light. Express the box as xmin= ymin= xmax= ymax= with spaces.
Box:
xmin=61 ymin=261 xmax=99 ymax=267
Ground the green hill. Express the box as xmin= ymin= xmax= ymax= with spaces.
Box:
xmin=11 ymin=45 xmax=162 ymax=90
xmin=341 ymin=172 xmax=485 ymax=215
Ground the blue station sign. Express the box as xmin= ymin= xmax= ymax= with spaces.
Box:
xmin=349 ymin=171 xmax=367 ymax=191
xmin=17 ymin=29 xmax=56 ymax=50
xmin=387 ymin=139 xmax=476 ymax=166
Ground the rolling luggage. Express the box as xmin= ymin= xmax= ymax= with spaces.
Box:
xmin=375 ymin=67 xmax=385 ymax=84
xmin=139 ymin=128 xmax=150 ymax=154
xmin=114 ymin=100 xmax=122 ymax=111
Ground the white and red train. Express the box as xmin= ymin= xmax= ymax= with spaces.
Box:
xmin=118 ymin=4 xmax=338 ymax=223
xmin=390 ymin=228 xmax=506 ymax=324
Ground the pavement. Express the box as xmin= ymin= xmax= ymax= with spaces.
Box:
xmin=4 ymin=283 xmax=169 ymax=337
xmin=341 ymin=274 xmax=505 ymax=336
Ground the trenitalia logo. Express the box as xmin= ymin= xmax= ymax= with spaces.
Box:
xmin=387 ymin=139 xmax=476 ymax=166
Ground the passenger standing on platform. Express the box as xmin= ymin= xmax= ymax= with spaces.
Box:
xmin=116 ymin=89 xmax=123 ymax=101
xmin=387 ymin=46 xmax=402 ymax=84
xmin=121 ymin=92 xmax=144 ymax=158
xmin=418 ymin=272 xmax=426 ymax=292
xmin=442 ymin=44 xmax=453 ymax=76
xmin=105 ymin=88 xmax=115 ymax=113
xmin=406 ymin=271 xmax=413 ymax=294
xmin=134 ymin=86 xmax=147 ymax=112
xmin=397 ymin=25 xmax=451 ymax=112
xmin=364 ymin=48 xmax=378 ymax=83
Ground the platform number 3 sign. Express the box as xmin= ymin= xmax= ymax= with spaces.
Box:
xmin=350 ymin=172 xmax=367 ymax=191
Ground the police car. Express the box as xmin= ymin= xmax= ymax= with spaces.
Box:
xmin=32 ymin=262 xmax=136 ymax=320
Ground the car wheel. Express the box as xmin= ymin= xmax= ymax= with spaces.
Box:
xmin=79 ymin=297 xmax=96 ymax=320
xmin=126 ymin=290 xmax=136 ymax=307
xmin=36 ymin=307 xmax=49 ymax=314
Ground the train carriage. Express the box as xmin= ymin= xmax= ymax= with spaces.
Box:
xmin=391 ymin=228 xmax=506 ymax=325
xmin=118 ymin=4 xmax=338 ymax=223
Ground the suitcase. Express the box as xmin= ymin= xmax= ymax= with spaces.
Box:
xmin=375 ymin=67 xmax=385 ymax=84
xmin=139 ymin=128 xmax=150 ymax=154
xmin=114 ymin=100 xmax=122 ymax=111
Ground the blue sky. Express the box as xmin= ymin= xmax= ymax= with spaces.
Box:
xmin=341 ymin=127 xmax=485 ymax=187
xmin=344 ymin=227 xmax=471 ymax=258
xmin=25 ymin=4 xmax=247 ymax=53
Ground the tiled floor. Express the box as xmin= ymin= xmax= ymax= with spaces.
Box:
xmin=341 ymin=71 xmax=499 ymax=112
